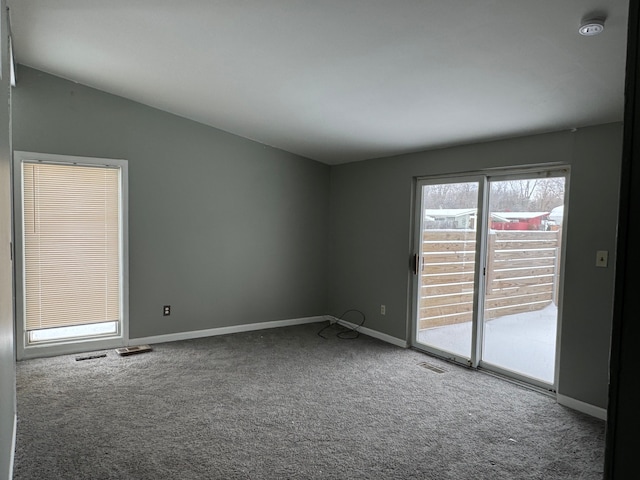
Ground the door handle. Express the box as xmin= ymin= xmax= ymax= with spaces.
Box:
xmin=412 ymin=253 xmax=419 ymax=275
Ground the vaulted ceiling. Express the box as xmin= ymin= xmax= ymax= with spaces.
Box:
xmin=8 ymin=0 xmax=629 ymax=164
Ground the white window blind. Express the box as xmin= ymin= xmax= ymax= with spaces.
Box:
xmin=22 ymin=162 xmax=121 ymax=335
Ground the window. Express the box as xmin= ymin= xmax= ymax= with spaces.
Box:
xmin=14 ymin=152 xmax=128 ymax=358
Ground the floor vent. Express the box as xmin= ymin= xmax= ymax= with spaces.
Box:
xmin=417 ymin=362 xmax=446 ymax=374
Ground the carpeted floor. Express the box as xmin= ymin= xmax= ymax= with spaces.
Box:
xmin=13 ymin=322 xmax=605 ymax=479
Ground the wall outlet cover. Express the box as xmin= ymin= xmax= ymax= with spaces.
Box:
xmin=596 ymin=250 xmax=609 ymax=268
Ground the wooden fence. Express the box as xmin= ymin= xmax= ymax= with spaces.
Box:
xmin=418 ymin=229 xmax=561 ymax=330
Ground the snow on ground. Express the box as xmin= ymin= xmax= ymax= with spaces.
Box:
xmin=417 ymin=304 xmax=557 ymax=384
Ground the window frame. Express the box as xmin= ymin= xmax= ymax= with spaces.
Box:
xmin=13 ymin=151 xmax=129 ymax=359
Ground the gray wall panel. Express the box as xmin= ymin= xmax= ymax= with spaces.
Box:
xmin=13 ymin=66 xmax=330 ymax=339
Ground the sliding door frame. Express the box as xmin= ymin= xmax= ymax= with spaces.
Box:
xmin=410 ymin=165 xmax=570 ymax=391
xmin=410 ymin=174 xmax=488 ymax=368
xmin=478 ymin=167 xmax=569 ymax=392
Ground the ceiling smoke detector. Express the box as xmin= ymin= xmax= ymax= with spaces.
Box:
xmin=579 ymin=18 xmax=605 ymax=36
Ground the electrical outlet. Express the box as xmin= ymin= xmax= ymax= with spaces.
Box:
xmin=163 ymin=305 xmax=171 ymax=316
xmin=380 ymin=304 xmax=386 ymax=315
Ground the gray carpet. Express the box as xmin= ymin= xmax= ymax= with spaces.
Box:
xmin=13 ymin=323 xmax=605 ymax=479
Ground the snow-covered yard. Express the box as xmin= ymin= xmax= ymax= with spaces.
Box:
xmin=417 ymin=304 xmax=557 ymax=384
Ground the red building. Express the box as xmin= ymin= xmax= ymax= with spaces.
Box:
xmin=490 ymin=212 xmax=549 ymax=230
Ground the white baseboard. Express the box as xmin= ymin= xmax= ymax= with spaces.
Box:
xmin=132 ymin=316 xmax=326 ymax=346
xmin=333 ymin=317 xmax=408 ymax=348
xmin=9 ymin=413 xmax=16 ymax=480
xmin=132 ymin=314 xmax=408 ymax=352
xmin=557 ymin=393 xmax=607 ymax=420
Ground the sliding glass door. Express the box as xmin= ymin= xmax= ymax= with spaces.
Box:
xmin=413 ymin=178 xmax=483 ymax=364
xmin=480 ymin=175 xmax=566 ymax=384
xmin=413 ymin=169 xmax=567 ymax=388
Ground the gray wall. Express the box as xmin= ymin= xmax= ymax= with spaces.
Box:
xmin=13 ymin=66 xmax=330 ymax=339
xmin=0 ymin=2 xmax=16 ymax=479
xmin=328 ymin=123 xmax=622 ymax=409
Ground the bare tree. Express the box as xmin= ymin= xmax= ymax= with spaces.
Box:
xmin=423 ymin=178 xmax=565 ymax=216
xmin=423 ymin=182 xmax=478 ymax=209
xmin=531 ymin=177 xmax=565 ymax=211
xmin=490 ymin=178 xmax=564 ymax=212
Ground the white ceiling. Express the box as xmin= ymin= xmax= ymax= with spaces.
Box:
xmin=8 ymin=0 xmax=629 ymax=164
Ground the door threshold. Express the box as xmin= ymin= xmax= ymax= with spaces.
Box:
xmin=477 ymin=367 xmax=556 ymax=398
xmin=412 ymin=347 xmax=556 ymax=399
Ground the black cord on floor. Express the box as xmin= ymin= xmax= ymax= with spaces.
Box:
xmin=317 ymin=309 xmax=366 ymax=340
